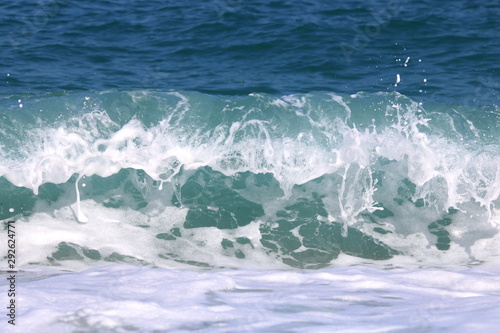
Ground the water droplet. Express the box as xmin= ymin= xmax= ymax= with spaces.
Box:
xmin=395 ymin=74 xmax=401 ymax=86
xmin=75 ymin=175 xmax=88 ymax=223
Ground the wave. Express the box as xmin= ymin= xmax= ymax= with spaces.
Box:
xmin=0 ymin=90 xmax=499 ymax=269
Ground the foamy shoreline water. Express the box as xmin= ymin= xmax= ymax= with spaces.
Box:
xmin=1 ymin=264 xmax=500 ymax=332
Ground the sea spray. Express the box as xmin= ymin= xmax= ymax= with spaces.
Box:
xmin=0 ymin=90 xmax=498 ymax=269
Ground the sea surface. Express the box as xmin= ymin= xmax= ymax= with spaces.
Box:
xmin=0 ymin=0 xmax=499 ymax=332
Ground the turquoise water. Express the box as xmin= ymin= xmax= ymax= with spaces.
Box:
xmin=0 ymin=0 xmax=499 ymax=331
xmin=0 ymin=90 xmax=499 ymax=269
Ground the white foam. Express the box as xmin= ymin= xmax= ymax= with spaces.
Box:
xmin=5 ymin=199 xmax=282 ymax=271
xmin=1 ymin=93 xmax=497 ymax=214
xmin=3 ymin=265 xmax=500 ymax=332
xmin=0 ymin=92 xmax=498 ymax=268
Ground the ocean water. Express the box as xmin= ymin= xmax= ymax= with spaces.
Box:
xmin=1 ymin=0 xmax=499 ymax=332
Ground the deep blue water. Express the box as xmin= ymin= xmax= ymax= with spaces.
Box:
xmin=1 ymin=0 xmax=498 ymax=104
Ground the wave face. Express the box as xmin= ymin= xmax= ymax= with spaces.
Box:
xmin=0 ymin=90 xmax=499 ymax=269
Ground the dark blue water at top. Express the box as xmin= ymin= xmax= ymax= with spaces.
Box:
xmin=0 ymin=0 xmax=498 ymax=105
